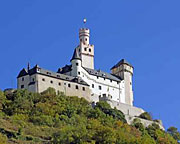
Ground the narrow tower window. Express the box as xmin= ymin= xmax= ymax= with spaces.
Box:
xmin=76 ymin=85 xmax=79 ymax=89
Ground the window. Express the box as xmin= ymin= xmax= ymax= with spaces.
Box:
xmin=85 ymin=38 xmax=87 ymax=41
xmin=58 ymin=82 xmax=61 ymax=86
xmin=117 ymin=82 xmax=119 ymax=84
xmin=97 ymin=76 xmax=99 ymax=79
xmin=57 ymin=75 xmax=60 ymax=78
xmin=78 ymin=72 xmax=80 ymax=75
xmin=84 ymin=48 xmax=87 ymax=51
xmin=21 ymin=85 xmax=24 ymax=89
xmin=42 ymin=78 xmax=45 ymax=81
xmin=32 ymin=78 xmax=35 ymax=82
xmin=76 ymin=85 xmax=79 ymax=89
xmin=80 ymin=39 xmax=82 ymax=42
xmin=130 ymin=82 xmax=132 ymax=85
xmin=104 ymin=78 xmax=106 ymax=80
xmin=22 ymin=77 xmax=24 ymax=81
xmin=99 ymin=85 xmax=102 ymax=90
xmin=89 ymin=49 xmax=91 ymax=52
xmin=82 ymin=87 xmax=85 ymax=91
xmin=110 ymin=80 xmax=112 ymax=83
xmin=64 ymin=83 xmax=66 ymax=85
xmin=76 ymin=63 xmax=79 ymax=66
xmin=92 ymin=84 xmax=94 ymax=88
xmin=47 ymin=72 xmax=51 ymax=75
xmin=68 ymin=83 xmax=71 ymax=88
xmin=50 ymin=80 xmax=53 ymax=84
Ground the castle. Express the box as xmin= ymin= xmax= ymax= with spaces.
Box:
xmin=17 ymin=25 xmax=146 ymax=118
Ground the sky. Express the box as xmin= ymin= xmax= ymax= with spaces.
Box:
xmin=0 ymin=0 xmax=180 ymax=130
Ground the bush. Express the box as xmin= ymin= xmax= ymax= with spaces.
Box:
xmin=139 ymin=112 xmax=153 ymax=121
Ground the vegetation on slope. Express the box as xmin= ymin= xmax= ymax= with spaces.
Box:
xmin=0 ymin=88 xmax=179 ymax=143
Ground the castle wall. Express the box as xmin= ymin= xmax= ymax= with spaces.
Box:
xmin=36 ymin=74 xmax=91 ymax=101
xmin=125 ymin=115 xmax=165 ymax=130
xmin=100 ymin=98 xmax=144 ymax=117
xmin=74 ymin=67 xmax=126 ymax=103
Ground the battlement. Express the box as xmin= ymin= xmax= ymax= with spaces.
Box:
xmin=79 ymin=28 xmax=90 ymax=37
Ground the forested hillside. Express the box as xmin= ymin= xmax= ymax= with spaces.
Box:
xmin=0 ymin=88 xmax=179 ymax=143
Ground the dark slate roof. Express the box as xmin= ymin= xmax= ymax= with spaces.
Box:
xmin=18 ymin=65 xmax=89 ymax=86
xmin=111 ymin=59 xmax=133 ymax=70
xmin=17 ymin=68 xmax=28 ymax=78
xmin=70 ymin=48 xmax=81 ymax=61
xmin=57 ymin=65 xmax=72 ymax=74
xmin=83 ymin=67 xmax=122 ymax=82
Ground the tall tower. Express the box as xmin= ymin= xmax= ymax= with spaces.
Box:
xmin=78 ymin=28 xmax=94 ymax=69
xmin=111 ymin=59 xmax=134 ymax=106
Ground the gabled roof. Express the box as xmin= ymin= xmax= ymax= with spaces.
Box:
xmin=17 ymin=68 xmax=28 ymax=78
xmin=57 ymin=65 xmax=72 ymax=74
xmin=83 ymin=67 xmax=122 ymax=82
xmin=70 ymin=48 xmax=81 ymax=61
xmin=111 ymin=59 xmax=133 ymax=70
xmin=18 ymin=65 xmax=89 ymax=86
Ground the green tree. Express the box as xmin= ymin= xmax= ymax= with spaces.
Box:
xmin=167 ymin=126 xmax=180 ymax=141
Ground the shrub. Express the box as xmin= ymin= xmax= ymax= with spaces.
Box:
xmin=139 ymin=112 xmax=153 ymax=121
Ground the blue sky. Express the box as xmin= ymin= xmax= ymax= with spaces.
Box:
xmin=0 ymin=0 xmax=180 ymax=130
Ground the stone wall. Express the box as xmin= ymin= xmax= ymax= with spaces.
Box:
xmin=100 ymin=97 xmax=144 ymax=117
xmin=125 ymin=115 xmax=165 ymax=130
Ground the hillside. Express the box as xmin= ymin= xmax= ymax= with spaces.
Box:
xmin=0 ymin=88 xmax=179 ymax=144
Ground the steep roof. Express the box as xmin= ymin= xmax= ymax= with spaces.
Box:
xmin=83 ymin=67 xmax=122 ymax=82
xmin=111 ymin=59 xmax=133 ymax=70
xmin=70 ymin=48 xmax=81 ymax=61
xmin=17 ymin=68 xmax=28 ymax=78
xmin=57 ymin=65 xmax=72 ymax=74
xmin=18 ymin=65 xmax=89 ymax=86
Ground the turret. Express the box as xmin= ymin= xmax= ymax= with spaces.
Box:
xmin=111 ymin=59 xmax=134 ymax=106
xmin=71 ymin=48 xmax=82 ymax=77
xmin=78 ymin=27 xmax=94 ymax=69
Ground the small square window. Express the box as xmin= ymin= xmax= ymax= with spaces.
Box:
xmin=42 ymin=78 xmax=45 ymax=81
xmin=64 ymin=83 xmax=66 ymax=85
xmin=68 ymin=83 xmax=71 ymax=88
xmin=99 ymin=86 xmax=102 ymax=90
xmin=82 ymin=87 xmax=85 ymax=91
xmin=84 ymin=48 xmax=87 ymax=51
xmin=50 ymin=80 xmax=53 ymax=84
xmin=58 ymin=82 xmax=61 ymax=86
xmin=76 ymin=63 xmax=79 ymax=66
xmin=21 ymin=85 xmax=24 ymax=89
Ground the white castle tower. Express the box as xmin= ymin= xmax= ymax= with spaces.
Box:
xmin=111 ymin=59 xmax=134 ymax=106
xmin=77 ymin=28 xmax=94 ymax=69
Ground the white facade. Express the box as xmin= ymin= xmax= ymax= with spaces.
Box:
xmin=17 ymin=27 xmax=134 ymax=106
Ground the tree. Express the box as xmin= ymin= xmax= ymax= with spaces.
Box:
xmin=167 ymin=126 xmax=180 ymax=141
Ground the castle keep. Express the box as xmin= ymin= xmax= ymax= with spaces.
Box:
xmin=17 ymin=26 xmax=145 ymax=117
